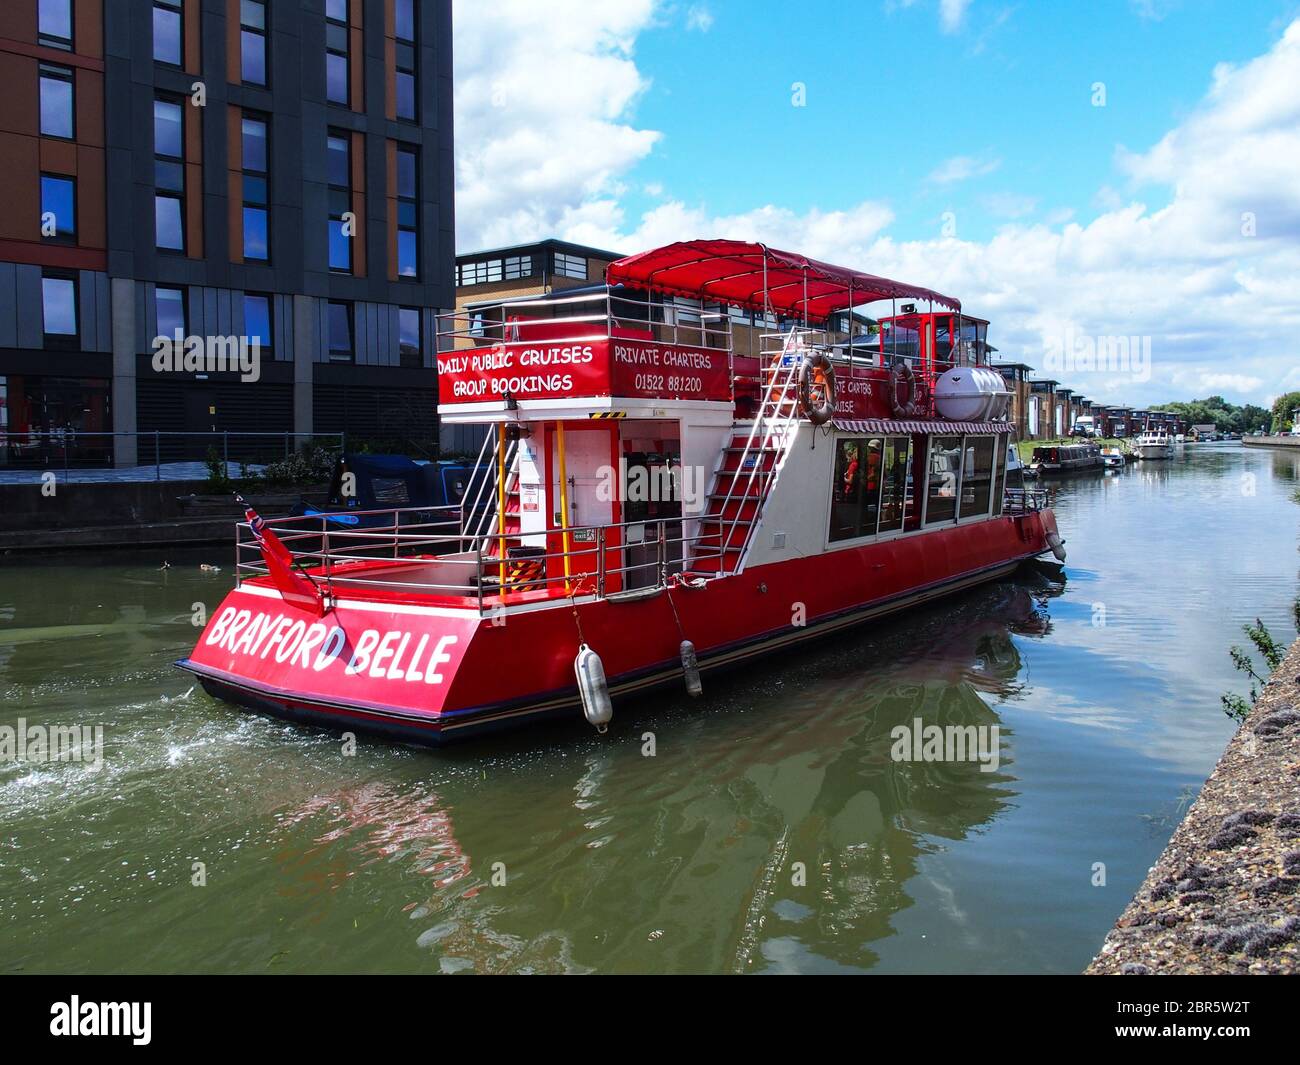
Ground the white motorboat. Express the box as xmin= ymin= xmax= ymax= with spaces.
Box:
xmin=1135 ymin=429 xmax=1174 ymax=459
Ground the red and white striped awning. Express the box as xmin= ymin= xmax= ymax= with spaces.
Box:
xmin=831 ymin=419 xmax=1010 ymax=434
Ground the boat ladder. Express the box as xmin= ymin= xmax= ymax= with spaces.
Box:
xmin=687 ymin=332 xmax=807 ymax=578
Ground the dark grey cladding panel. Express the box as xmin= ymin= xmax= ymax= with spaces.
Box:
xmin=96 ymin=273 xmax=112 ymax=351
xmin=275 ymin=294 xmax=294 ymax=362
xmin=0 ymin=263 xmax=16 ymax=349
xmin=16 ymin=267 xmax=43 ymax=349
xmin=203 ymin=287 xmax=218 ymax=338
xmin=217 ymin=288 xmax=234 ymax=338
xmin=377 ymin=302 xmax=393 ymax=366
xmin=135 ymin=282 xmax=149 ymax=352
xmin=366 ymin=301 xmax=380 ymax=366
xmin=78 ymin=271 xmax=103 ymax=352
xmin=422 ymin=307 xmax=436 ymax=369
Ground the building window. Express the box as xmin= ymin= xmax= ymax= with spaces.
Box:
xmin=153 ymin=1 xmax=184 ymax=66
xmin=395 ymin=0 xmax=416 ymax=40
xmin=38 ymin=0 xmax=74 ymax=50
xmin=398 ymin=307 xmax=421 ymax=367
xmin=240 ymin=0 xmax=267 ymax=86
xmin=41 ymin=274 xmax=78 ymax=340
xmin=327 ymin=301 xmax=353 ymax=362
xmin=503 ymin=255 xmax=532 ymax=280
xmin=325 ymin=0 xmax=350 ymax=106
xmin=553 ymin=252 xmax=587 ymax=279
xmin=40 ymin=175 xmax=76 ymax=241
xmin=155 ymin=286 xmax=187 ymax=341
xmin=396 ymin=145 xmax=418 ymax=278
xmin=395 ymin=1 xmax=417 ymax=121
xmin=154 ymin=97 xmax=185 ymax=252
xmin=457 ymin=259 xmax=502 ymax=286
xmin=244 ymin=294 xmax=272 ymax=352
xmin=39 ymin=64 xmax=75 ymax=139
xmin=241 ymin=114 xmax=269 ymax=261
xmin=327 ymin=133 xmax=352 ymax=273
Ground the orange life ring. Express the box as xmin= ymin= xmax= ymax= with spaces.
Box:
xmin=798 ymin=353 xmax=836 ymax=425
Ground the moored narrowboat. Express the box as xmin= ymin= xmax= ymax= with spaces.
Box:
xmin=1028 ymin=442 xmax=1103 ymax=475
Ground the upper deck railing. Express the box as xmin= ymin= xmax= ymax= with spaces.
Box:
xmin=437 ymin=289 xmax=733 ymax=352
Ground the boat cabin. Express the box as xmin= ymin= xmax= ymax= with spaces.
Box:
xmin=234 ymin=240 xmax=1031 ymax=612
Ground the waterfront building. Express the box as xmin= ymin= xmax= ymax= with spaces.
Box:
xmin=0 ymin=0 xmax=454 ymax=467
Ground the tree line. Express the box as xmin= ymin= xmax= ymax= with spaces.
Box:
xmin=1152 ymin=393 xmax=1299 ymax=433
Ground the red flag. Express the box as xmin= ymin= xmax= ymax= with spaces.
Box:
xmin=236 ymin=494 xmax=324 ymax=615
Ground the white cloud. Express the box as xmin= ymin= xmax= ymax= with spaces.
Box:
xmin=982 ymin=192 xmax=1039 ymax=219
xmin=940 ymin=0 xmax=972 ymax=33
xmin=927 ymin=155 xmax=1002 ymax=185
xmin=455 ymin=6 xmax=1300 ymax=406
xmin=452 ymin=0 xmax=661 ymax=250
xmin=684 ymin=5 xmax=714 ymax=32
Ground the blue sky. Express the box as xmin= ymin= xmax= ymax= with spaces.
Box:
xmin=627 ymin=0 xmax=1297 ymax=242
xmin=455 ymin=1 xmax=1300 ymax=406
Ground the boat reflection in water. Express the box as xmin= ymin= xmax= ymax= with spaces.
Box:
xmin=267 ymin=574 xmax=1064 ymax=973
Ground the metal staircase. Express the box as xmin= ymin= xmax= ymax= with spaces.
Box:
xmin=460 ymin=424 xmax=520 ymax=556
xmin=687 ymin=331 xmax=810 ymax=577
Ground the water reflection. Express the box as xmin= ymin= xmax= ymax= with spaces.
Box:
xmin=253 ymin=578 xmax=1066 ymax=973
xmin=0 ymin=446 xmax=1296 ymax=974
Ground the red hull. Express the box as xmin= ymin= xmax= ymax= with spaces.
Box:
xmin=180 ymin=510 xmax=1059 ymax=744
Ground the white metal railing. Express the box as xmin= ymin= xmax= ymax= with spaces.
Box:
xmin=1003 ymin=487 xmax=1050 ymax=513
xmin=437 ymin=289 xmax=733 ymax=353
xmin=234 ymin=505 xmax=723 ymax=615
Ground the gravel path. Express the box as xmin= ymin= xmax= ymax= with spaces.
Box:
xmin=1087 ymin=637 xmax=1300 ymax=974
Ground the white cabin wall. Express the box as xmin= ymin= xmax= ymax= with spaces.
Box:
xmin=745 ymin=423 xmax=835 ymax=568
xmin=679 ymin=414 xmax=733 ymax=516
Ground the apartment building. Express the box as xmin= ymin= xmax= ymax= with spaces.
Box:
xmin=0 ymin=0 xmax=453 ymax=466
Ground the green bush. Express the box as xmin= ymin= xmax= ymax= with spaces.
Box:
xmin=261 ymin=445 xmax=337 ymax=487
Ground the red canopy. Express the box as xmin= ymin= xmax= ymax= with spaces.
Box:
xmin=605 ymin=239 xmax=960 ymax=318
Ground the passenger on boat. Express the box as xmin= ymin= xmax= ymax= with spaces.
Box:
xmin=866 ymin=439 xmax=881 ymax=496
xmin=842 ymin=444 xmax=860 ymax=497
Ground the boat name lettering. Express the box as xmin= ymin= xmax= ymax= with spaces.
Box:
xmin=204 ymin=607 xmax=457 ymax=684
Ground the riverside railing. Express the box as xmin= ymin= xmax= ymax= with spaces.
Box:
xmin=0 ymin=431 xmax=345 ymax=480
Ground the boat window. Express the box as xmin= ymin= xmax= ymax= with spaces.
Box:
xmin=925 ymin=435 xmax=962 ymax=524
xmin=877 ymin=436 xmax=911 ymax=534
xmin=371 ymin=478 xmax=412 ymax=506
xmin=959 ymin=436 xmax=995 ymax=518
xmin=829 ymin=437 xmax=884 ymax=541
xmin=993 ymin=435 xmax=1009 ymax=509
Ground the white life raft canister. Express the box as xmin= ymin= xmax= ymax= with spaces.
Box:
xmin=933 ymin=367 xmax=1011 ymax=422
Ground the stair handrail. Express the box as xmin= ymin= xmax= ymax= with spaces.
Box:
xmin=705 ymin=329 xmax=806 ymax=575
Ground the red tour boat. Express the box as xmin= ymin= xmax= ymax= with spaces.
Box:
xmin=179 ymin=240 xmax=1065 ymax=744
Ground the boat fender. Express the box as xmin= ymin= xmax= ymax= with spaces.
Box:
xmin=679 ymin=639 xmax=703 ymax=698
xmin=797 ymin=353 xmax=836 ymax=426
xmin=574 ymin=643 xmax=613 ymax=733
xmin=1046 ymin=531 xmax=1067 ymax=562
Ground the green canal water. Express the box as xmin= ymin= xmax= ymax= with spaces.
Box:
xmin=1 ymin=444 xmax=1297 ymax=974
